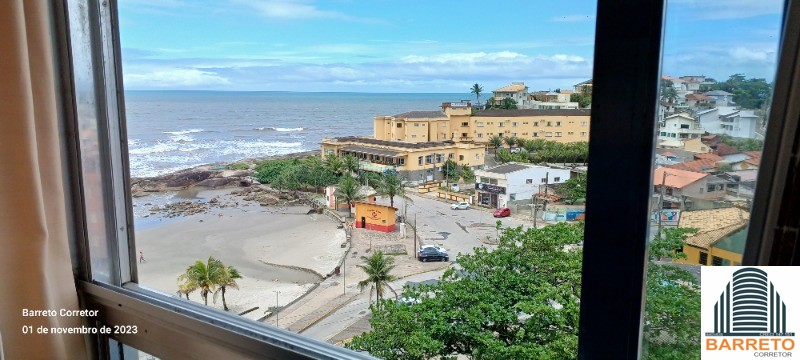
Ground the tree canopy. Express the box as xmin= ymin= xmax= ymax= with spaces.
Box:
xmin=348 ymin=222 xmax=702 ymax=359
xmin=708 ymin=74 xmax=772 ymax=109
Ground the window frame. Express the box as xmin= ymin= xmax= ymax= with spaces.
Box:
xmin=57 ymin=0 xmax=800 ymax=358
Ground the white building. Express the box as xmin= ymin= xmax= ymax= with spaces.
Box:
xmin=658 ymin=113 xmax=704 ymax=140
xmin=474 ymin=163 xmax=571 ymax=209
xmin=491 ymin=82 xmax=530 ymax=108
xmin=719 ymin=109 xmax=760 ymax=139
xmin=705 ymin=90 xmax=735 ymax=106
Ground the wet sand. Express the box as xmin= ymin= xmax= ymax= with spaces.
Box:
xmin=134 ymin=189 xmax=345 ymax=318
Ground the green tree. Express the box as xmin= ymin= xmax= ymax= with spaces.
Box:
xmin=377 ymin=171 xmax=404 ymax=208
xmin=660 ymin=80 xmax=678 ymax=104
xmin=710 ymin=74 xmax=772 ymax=109
xmin=336 ymin=174 xmax=363 ymax=217
xmin=441 ymin=159 xmax=461 ymax=182
xmin=177 ymin=257 xmax=225 ymax=306
xmin=460 ymin=165 xmax=476 ymax=183
xmin=324 ymin=153 xmax=346 ymax=176
xmin=503 ymin=136 xmax=517 ymax=148
xmin=570 ymin=93 xmax=592 ymax=108
xmin=357 ymin=251 xmax=398 ymax=307
xmin=642 ymin=228 xmax=701 ymax=360
xmin=556 ymin=173 xmax=587 ymax=203
xmin=343 ymin=154 xmax=360 ymax=175
xmin=488 ymin=135 xmax=503 ymax=159
xmin=348 ymin=223 xmax=584 ymax=359
xmin=470 ymin=83 xmax=483 ymax=108
xmin=213 ymin=264 xmax=242 ymax=311
xmin=500 ymin=97 xmax=518 ymax=109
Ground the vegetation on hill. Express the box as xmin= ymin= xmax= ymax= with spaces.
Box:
xmin=495 ymin=140 xmax=589 ymax=164
xmin=704 ymin=74 xmax=772 ymax=109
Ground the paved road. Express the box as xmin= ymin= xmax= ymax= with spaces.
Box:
xmin=302 ymin=192 xmax=534 ymax=341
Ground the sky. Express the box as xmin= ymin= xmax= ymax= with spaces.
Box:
xmin=118 ymin=0 xmax=785 ymax=93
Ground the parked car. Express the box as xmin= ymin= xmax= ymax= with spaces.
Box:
xmin=450 ymin=201 xmax=470 ymax=210
xmin=510 ymin=147 xmax=522 ymax=154
xmin=493 ymin=207 xmax=511 ymax=217
xmin=418 ymin=247 xmax=449 ymax=262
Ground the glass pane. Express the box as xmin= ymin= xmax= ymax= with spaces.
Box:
xmin=67 ymin=0 xmax=117 ymax=282
xmin=643 ymin=1 xmax=785 ymax=358
xmin=118 ymin=1 xmax=595 ymax=357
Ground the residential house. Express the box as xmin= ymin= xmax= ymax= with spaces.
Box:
xmin=529 ymin=91 xmax=580 ymax=109
xmin=719 ymin=109 xmax=761 ymax=139
xmin=720 ymin=151 xmax=761 ymax=170
xmin=653 ymin=167 xmax=729 ymax=209
xmin=573 ymin=79 xmax=593 ymax=96
xmin=474 ymin=163 xmax=570 ymax=209
xmin=667 ymin=158 xmax=719 ymax=173
xmin=491 ymin=82 xmax=530 ymax=108
xmin=658 ymin=113 xmax=704 ymax=140
xmin=674 ymin=207 xmax=749 ymax=266
xmin=682 ymin=137 xmax=712 ymax=153
xmin=705 ymin=90 xmax=735 ymax=106
xmin=685 ymin=93 xmax=711 ymax=107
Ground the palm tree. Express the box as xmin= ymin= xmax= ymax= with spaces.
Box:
xmin=324 ymin=153 xmax=346 ymax=176
xmin=357 ymin=251 xmax=398 ymax=308
xmin=376 ymin=171 xmax=404 ymax=208
xmin=336 ymin=174 xmax=363 ymax=218
xmin=470 ymin=83 xmax=483 ymax=108
xmin=489 ymin=135 xmax=503 ymax=159
xmin=178 ymin=257 xmax=225 ymax=306
xmin=213 ymin=263 xmax=242 ymax=311
xmin=504 ymin=136 xmax=517 ymax=149
xmin=343 ymin=154 xmax=360 ymax=175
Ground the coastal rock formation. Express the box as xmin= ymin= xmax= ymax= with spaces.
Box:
xmin=149 ymin=201 xmax=209 ymax=218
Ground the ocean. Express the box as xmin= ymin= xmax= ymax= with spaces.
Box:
xmin=124 ymin=91 xmax=466 ymax=178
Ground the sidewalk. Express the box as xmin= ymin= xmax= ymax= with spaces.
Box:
xmin=263 ymin=223 xmax=449 ymax=333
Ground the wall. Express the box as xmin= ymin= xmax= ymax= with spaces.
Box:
xmin=677 ymin=245 xmax=742 ymax=266
xmin=470 ymin=114 xmax=590 ymax=143
xmin=353 ymin=202 xmax=396 ymax=232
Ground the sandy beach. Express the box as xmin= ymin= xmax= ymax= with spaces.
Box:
xmin=134 ymin=188 xmax=346 ymax=319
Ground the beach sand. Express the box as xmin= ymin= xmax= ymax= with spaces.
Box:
xmin=134 ymin=188 xmax=345 ymax=319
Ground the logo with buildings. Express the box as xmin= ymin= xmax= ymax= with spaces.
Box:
xmin=702 ymin=267 xmax=796 ymax=359
xmin=707 ymin=268 xmax=790 ymax=337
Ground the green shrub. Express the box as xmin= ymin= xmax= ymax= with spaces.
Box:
xmin=228 ymin=163 xmax=250 ymax=170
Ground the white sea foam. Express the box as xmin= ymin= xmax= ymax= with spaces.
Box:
xmin=163 ymin=128 xmax=205 ymax=135
xmin=253 ymin=127 xmax=304 ymax=132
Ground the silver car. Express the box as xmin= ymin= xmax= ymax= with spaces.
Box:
xmin=450 ymin=201 xmax=470 ymax=210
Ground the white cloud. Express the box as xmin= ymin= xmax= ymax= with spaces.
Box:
xmin=551 ymin=14 xmax=595 ymax=23
xmin=124 ymin=68 xmax=230 ymax=88
xmin=234 ymin=0 xmax=384 ymax=24
xmin=670 ymin=0 xmax=783 ymax=19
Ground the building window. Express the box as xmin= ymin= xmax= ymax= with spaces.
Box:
xmin=510 ymin=194 xmax=516 ymax=201
xmin=699 ymin=252 xmax=708 ymax=265
xmin=533 ymin=133 xmax=539 ymax=137
xmin=523 ymin=122 xmax=529 ymax=125
xmin=711 ymin=256 xmax=723 ymax=266
xmin=581 ymin=132 xmax=588 ymax=137
xmin=461 ymin=133 xmax=468 ymax=138
xmin=414 ymin=123 xmax=420 ymax=127
xmin=397 ymin=123 xmax=403 ymax=128
xmin=411 ymin=134 xmax=417 ymax=138
xmin=399 ymin=158 xmax=405 ymax=165
xmin=522 ymin=133 xmax=528 ymax=136
xmin=581 ymin=121 xmax=588 ymax=126
xmin=526 ymin=179 xmax=533 ymax=184
xmin=477 ymin=122 xmax=484 ymax=127
xmin=462 ymin=122 xmax=469 ymax=127
xmin=448 ymin=153 xmax=454 ymax=159
xmin=707 ymin=184 xmax=716 ymax=192
xmin=499 ymin=123 xmax=505 ymax=127
xmin=512 ymin=122 xmax=518 ymax=127
xmin=425 ymin=155 xmax=432 ymax=164
xmin=547 ymin=121 xmax=552 ymax=126
xmin=418 ymin=156 xmax=423 ymax=165
xmin=541 ymin=178 xmax=547 ymax=183
xmin=478 ymin=133 xmax=484 ymax=138
xmin=534 ymin=122 xmax=539 ymax=126
xmin=546 ymin=132 xmax=553 ymax=137
xmin=511 ymin=133 xmax=517 ymax=137
xmin=554 ymin=177 xmax=561 ymax=182
xmin=459 ymin=155 xmax=464 ymax=161
xmin=555 ymin=132 xmax=562 ymax=137
xmin=556 ymin=121 xmax=562 ymax=126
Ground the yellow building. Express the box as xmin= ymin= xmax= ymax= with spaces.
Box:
xmin=321 ymin=136 xmax=485 ymax=181
xmin=373 ymin=102 xmax=591 ymax=144
xmin=673 ymin=207 xmax=749 ymax=266
xmin=353 ymin=201 xmax=396 ymax=232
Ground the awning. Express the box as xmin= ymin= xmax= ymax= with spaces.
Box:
xmin=341 ymin=145 xmax=403 ymax=157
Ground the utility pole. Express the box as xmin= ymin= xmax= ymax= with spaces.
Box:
xmin=414 ymin=213 xmax=418 ymax=258
xmin=532 ymin=194 xmax=538 ymax=227
xmin=343 ymin=255 xmax=346 ymax=295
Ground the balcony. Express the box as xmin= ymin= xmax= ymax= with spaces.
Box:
xmin=359 ymin=161 xmax=398 ymax=173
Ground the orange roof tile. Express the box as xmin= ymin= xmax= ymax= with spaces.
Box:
xmin=744 ymin=157 xmax=760 ymax=166
xmin=744 ymin=151 xmax=762 ymax=159
xmin=654 ymin=167 xmax=708 ymax=189
xmin=714 ymin=143 xmax=740 ymax=156
xmin=666 ymin=158 xmax=719 ymax=173
xmin=694 ymin=153 xmax=723 ymax=161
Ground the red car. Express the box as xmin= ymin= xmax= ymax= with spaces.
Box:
xmin=493 ymin=208 xmax=511 ymax=217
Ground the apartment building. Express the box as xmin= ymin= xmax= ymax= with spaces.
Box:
xmin=374 ymin=103 xmax=591 ymax=144
xmin=320 ymin=136 xmax=485 ymax=181
xmin=491 ymin=82 xmax=531 ymax=108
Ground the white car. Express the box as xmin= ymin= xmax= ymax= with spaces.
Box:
xmin=450 ymin=202 xmax=470 ymax=210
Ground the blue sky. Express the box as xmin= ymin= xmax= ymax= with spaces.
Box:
xmin=119 ymin=0 xmax=784 ymax=92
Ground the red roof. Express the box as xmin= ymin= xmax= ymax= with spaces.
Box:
xmin=744 ymin=157 xmax=761 ymax=166
xmin=744 ymin=151 xmax=762 ymax=159
xmin=654 ymin=167 xmax=708 ymax=189
xmin=694 ymin=153 xmax=723 ymax=162
xmin=661 ymin=151 xmax=677 ymax=157
xmin=714 ymin=143 xmax=740 ymax=156
xmin=666 ymin=159 xmax=719 ymax=173
xmin=686 ymin=93 xmax=710 ymax=100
